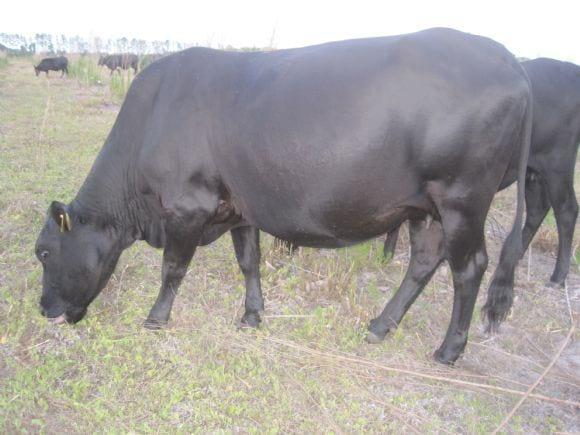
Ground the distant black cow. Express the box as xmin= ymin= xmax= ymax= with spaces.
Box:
xmin=34 ymin=57 xmax=68 ymax=77
xmin=383 ymin=58 xmax=580 ymax=295
xmin=98 ymin=53 xmax=139 ymax=75
xmin=36 ymin=28 xmax=532 ymax=365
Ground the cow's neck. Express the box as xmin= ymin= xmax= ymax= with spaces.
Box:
xmin=73 ymin=137 xmax=143 ymax=247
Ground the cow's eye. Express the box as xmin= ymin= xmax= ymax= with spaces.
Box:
xmin=39 ymin=250 xmax=50 ymax=262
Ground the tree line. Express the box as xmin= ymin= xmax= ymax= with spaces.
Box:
xmin=0 ymin=33 xmax=190 ymax=55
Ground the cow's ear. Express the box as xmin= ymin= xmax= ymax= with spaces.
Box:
xmin=49 ymin=201 xmax=73 ymax=232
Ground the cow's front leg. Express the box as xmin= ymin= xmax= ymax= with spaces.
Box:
xmin=144 ymin=213 xmax=206 ymax=329
xmin=231 ymin=226 xmax=263 ymax=328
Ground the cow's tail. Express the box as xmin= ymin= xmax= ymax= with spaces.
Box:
xmin=483 ymin=76 xmax=533 ymax=333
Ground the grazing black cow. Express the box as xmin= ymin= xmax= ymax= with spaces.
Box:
xmin=98 ymin=53 xmax=139 ymax=74
xmin=35 ymin=28 xmax=532 ymax=364
xmin=34 ymin=56 xmax=68 ymax=77
xmin=383 ymin=58 xmax=580 ymax=296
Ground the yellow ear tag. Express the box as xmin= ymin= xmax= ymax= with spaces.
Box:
xmin=59 ymin=213 xmax=72 ymax=232
xmin=65 ymin=213 xmax=72 ymax=231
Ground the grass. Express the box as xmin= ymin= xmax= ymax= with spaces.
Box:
xmin=109 ymin=72 xmax=132 ymax=101
xmin=0 ymin=57 xmax=578 ymax=433
xmin=38 ymin=53 xmax=134 ymax=101
xmin=139 ymin=53 xmax=163 ymax=70
xmin=67 ymin=56 xmax=102 ymax=86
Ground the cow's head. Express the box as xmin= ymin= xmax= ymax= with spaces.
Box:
xmin=98 ymin=55 xmax=106 ymax=66
xmin=35 ymin=201 xmax=123 ymax=324
xmin=34 ymin=65 xmax=39 ymax=76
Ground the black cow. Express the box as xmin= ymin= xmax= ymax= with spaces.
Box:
xmin=35 ymin=28 xmax=532 ymax=364
xmin=384 ymin=58 xmax=580 ymax=295
xmin=98 ymin=53 xmax=139 ymax=75
xmin=34 ymin=56 xmax=68 ymax=77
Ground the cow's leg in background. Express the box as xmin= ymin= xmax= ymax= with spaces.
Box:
xmin=144 ymin=212 xmax=207 ymax=329
xmin=521 ymin=172 xmax=551 ymax=255
xmin=383 ymin=226 xmax=400 ymax=260
xmin=367 ymin=217 xmax=444 ymax=343
xmin=231 ymin=226 xmax=264 ymax=327
xmin=546 ymin=171 xmax=578 ymax=286
xmin=434 ymin=202 xmax=489 ymax=364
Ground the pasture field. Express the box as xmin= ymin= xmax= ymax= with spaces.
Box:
xmin=0 ymin=56 xmax=578 ymax=433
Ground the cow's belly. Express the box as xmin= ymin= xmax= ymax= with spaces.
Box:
xmin=230 ymin=168 xmax=428 ymax=248
xmin=262 ymin=205 xmax=417 ymax=248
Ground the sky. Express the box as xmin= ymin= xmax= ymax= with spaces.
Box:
xmin=2 ymin=0 xmax=579 ymax=63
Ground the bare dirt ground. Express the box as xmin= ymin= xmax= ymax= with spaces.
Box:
xmin=1 ymin=57 xmax=578 ymax=433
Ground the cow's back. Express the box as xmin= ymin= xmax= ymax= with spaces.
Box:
xmin=523 ymin=59 xmax=580 ymax=168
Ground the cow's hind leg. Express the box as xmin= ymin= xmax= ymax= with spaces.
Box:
xmin=144 ymin=212 xmax=208 ymax=329
xmin=546 ymin=172 xmax=578 ymax=286
xmin=383 ymin=226 xmax=400 ymax=261
xmin=367 ymin=217 xmax=445 ymax=343
xmin=434 ymin=205 xmax=488 ymax=364
xmin=231 ymin=226 xmax=264 ymax=328
xmin=521 ymin=171 xmax=551 ymax=255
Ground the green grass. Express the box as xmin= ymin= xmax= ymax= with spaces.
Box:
xmin=0 ymin=58 xmax=578 ymax=433
xmin=139 ymin=53 xmax=163 ymax=70
xmin=109 ymin=72 xmax=131 ymax=101
xmin=67 ymin=56 xmax=102 ymax=86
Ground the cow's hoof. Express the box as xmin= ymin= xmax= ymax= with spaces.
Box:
xmin=546 ymin=280 xmax=565 ymax=289
xmin=239 ymin=311 xmax=261 ymax=329
xmin=433 ymin=348 xmax=458 ymax=366
xmin=366 ymin=317 xmax=391 ymax=343
xmin=143 ymin=318 xmax=168 ymax=330
xmin=365 ymin=331 xmax=386 ymax=344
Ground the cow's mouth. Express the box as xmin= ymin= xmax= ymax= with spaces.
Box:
xmin=41 ymin=298 xmax=88 ymax=325
xmin=43 ymin=307 xmax=86 ymax=324
xmin=48 ymin=313 xmax=67 ymax=325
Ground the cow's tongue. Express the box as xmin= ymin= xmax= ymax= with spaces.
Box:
xmin=50 ymin=314 xmax=67 ymax=325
